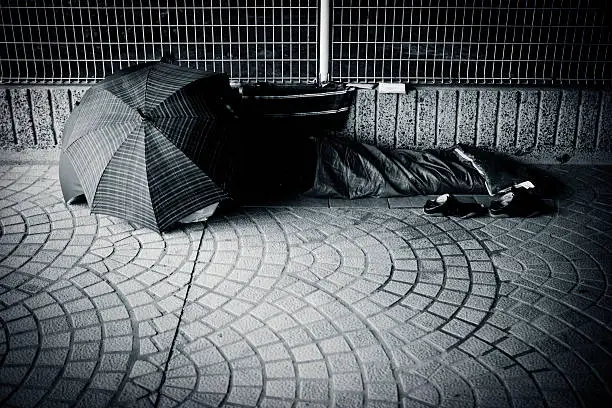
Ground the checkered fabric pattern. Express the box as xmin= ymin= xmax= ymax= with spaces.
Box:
xmin=62 ymin=62 xmax=231 ymax=232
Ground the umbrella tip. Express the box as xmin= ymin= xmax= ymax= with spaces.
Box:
xmin=137 ymin=108 xmax=150 ymax=120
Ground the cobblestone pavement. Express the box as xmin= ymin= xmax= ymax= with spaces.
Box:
xmin=0 ymin=163 xmax=611 ymax=408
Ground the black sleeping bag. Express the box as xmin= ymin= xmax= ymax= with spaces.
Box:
xmin=305 ymin=137 xmax=531 ymax=199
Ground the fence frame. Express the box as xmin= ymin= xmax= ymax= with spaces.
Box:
xmin=0 ymin=1 xmax=609 ymax=86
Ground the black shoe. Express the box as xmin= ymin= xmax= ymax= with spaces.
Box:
xmin=424 ymin=194 xmax=487 ymax=219
xmin=489 ymin=182 xmax=547 ymax=217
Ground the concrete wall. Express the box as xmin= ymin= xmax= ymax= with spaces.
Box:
xmin=335 ymin=86 xmax=612 ymax=163
xmin=1 ymin=85 xmax=611 ymax=163
xmin=0 ymin=86 xmax=89 ymax=151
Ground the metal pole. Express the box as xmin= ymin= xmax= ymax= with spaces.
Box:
xmin=318 ymin=0 xmax=330 ymax=83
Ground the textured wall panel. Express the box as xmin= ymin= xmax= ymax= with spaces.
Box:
xmin=557 ymin=90 xmax=579 ymax=147
xmin=395 ymin=91 xmax=416 ymax=148
xmin=0 ymin=90 xmax=14 ymax=148
xmin=598 ymin=93 xmax=612 ymax=152
xmin=537 ymin=90 xmax=561 ymax=147
xmin=415 ymin=90 xmax=436 ymax=148
xmin=476 ymin=90 xmax=498 ymax=148
xmin=50 ymin=89 xmax=72 ymax=146
xmin=436 ymin=90 xmax=457 ymax=147
xmin=457 ymin=90 xmax=478 ymax=146
xmin=516 ymin=91 xmax=539 ymax=152
xmin=30 ymin=89 xmax=56 ymax=147
xmin=497 ymin=90 xmax=519 ymax=149
xmin=577 ymin=91 xmax=600 ymax=150
xmin=355 ymin=89 xmax=376 ymax=145
xmin=376 ymin=93 xmax=397 ymax=148
xmin=10 ymin=89 xmax=34 ymax=148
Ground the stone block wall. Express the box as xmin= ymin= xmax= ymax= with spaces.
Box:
xmin=334 ymin=87 xmax=612 ymax=163
xmin=0 ymin=86 xmax=88 ymax=151
xmin=0 ymin=85 xmax=611 ymax=164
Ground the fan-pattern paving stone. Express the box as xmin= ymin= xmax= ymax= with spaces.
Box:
xmin=0 ymin=163 xmax=611 ymax=407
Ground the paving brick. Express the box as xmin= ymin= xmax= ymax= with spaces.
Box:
xmin=1 ymin=164 xmax=612 ymax=407
xmin=257 ymin=342 xmax=291 ymax=362
xmin=292 ymin=344 xmax=323 ymax=363
xmin=295 ymin=361 xmax=326 ymax=380
xmin=297 ymin=379 xmax=328 ymax=400
xmin=266 ymin=379 xmax=296 ymax=399
xmin=265 ymin=360 xmax=295 ymax=378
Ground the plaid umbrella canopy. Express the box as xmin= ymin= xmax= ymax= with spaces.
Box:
xmin=59 ymin=61 xmax=237 ymax=232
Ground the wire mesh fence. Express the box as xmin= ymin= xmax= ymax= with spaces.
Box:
xmin=0 ymin=0 xmax=319 ymax=84
xmin=0 ymin=0 xmax=610 ymax=85
xmin=331 ymin=0 xmax=611 ymax=85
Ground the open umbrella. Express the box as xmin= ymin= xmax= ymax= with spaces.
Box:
xmin=59 ymin=61 xmax=237 ymax=232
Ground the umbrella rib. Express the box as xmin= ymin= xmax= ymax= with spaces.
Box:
xmin=98 ymin=87 xmax=142 ymax=115
xmin=63 ymin=88 xmax=141 ymax=151
xmin=64 ymin=119 xmax=143 ymax=203
xmin=89 ymin=121 xmax=153 ymax=216
xmin=145 ymin=120 xmax=219 ymax=175
xmin=146 ymin=74 xmax=213 ymax=116
xmin=143 ymin=124 xmax=167 ymax=229
xmin=64 ymin=118 xmax=141 ymax=152
xmin=143 ymin=64 xmax=202 ymax=114
xmin=143 ymin=65 xmax=153 ymax=114
xmin=60 ymin=104 xmax=84 ymax=149
xmin=147 ymin=98 xmax=199 ymax=119
xmin=144 ymin=125 xmax=228 ymax=230
xmin=149 ymin=116 xmax=228 ymax=189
